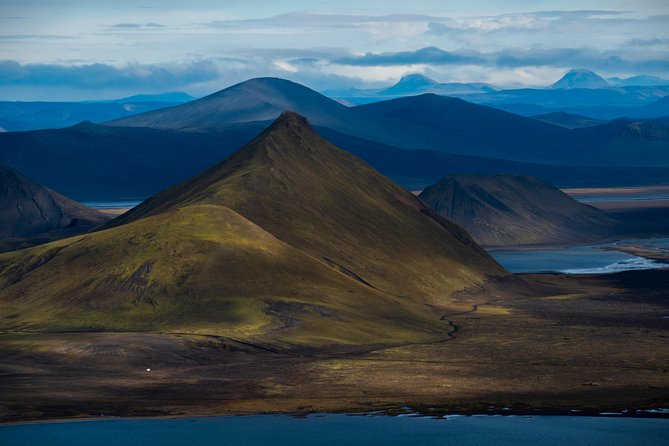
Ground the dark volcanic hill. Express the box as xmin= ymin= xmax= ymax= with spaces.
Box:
xmin=419 ymin=174 xmax=618 ymax=247
xmin=0 ymin=164 xmax=110 ymax=250
xmin=0 ymin=113 xmax=505 ymax=347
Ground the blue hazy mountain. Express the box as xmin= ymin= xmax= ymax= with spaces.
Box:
xmin=379 ymin=74 xmax=496 ymax=96
xmin=326 ymin=74 xmax=496 ymax=104
xmin=2 ymin=78 xmax=668 ymax=200
xmin=380 ymin=73 xmax=438 ymax=94
xmin=608 ymin=75 xmax=669 ymax=87
xmin=0 ymin=92 xmax=195 ymax=131
xmin=531 ymin=112 xmax=607 ymax=128
xmin=549 ymin=69 xmax=610 ymax=89
xmin=328 ymin=70 xmax=669 ymax=120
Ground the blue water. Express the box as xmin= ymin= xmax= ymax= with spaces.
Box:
xmin=573 ymin=195 xmax=669 ymax=203
xmin=82 ymin=200 xmax=142 ymax=209
xmin=488 ymin=239 xmax=668 ymax=274
xmin=2 ymin=415 xmax=668 ymax=446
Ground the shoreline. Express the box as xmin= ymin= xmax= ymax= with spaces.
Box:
xmin=3 ymin=405 xmax=669 ymax=427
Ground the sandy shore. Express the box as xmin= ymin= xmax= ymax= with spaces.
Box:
xmin=562 ymin=185 xmax=669 ymax=197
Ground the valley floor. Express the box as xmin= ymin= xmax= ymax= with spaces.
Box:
xmin=1 ymin=269 xmax=667 ymax=423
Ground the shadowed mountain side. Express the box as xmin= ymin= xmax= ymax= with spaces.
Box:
xmin=316 ymin=128 xmax=669 ymax=189
xmin=109 ymin=112 xmax=505 ymax=302
xmin=0 ymin=121 xmax=265 ymax=200
xmin=0 ymin=99 xmax=193 ymax=132
xmin=110 ymin=78 xmax=585 ymax=164
xmin=568 ymin=119 xmax=669 ymax=166
xmin=112 ymin=77 xmax=668 ymax=167
xmin=355 ymin=93 xmax=577 ymax=162
xmin=531 ymin=112 xmax=607 ymax=129
xmin=2 ymin=118 xmax=669 ymax=203
xmin=0 ymin=165 xmax=110 ymax=251
xmin=107 ymin=78 xmax=405 ymax=145
xmin=419 ymin=175 xmax=619 ymax=247
xmin=0 ymin=113 xmax=506 ymax=347
xmin=356 ymin=94 xmax=669 ymax=165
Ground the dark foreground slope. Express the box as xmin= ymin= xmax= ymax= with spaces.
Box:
xmin=0 ymin=165 xmax=110 ymax=251
xmin=0 ymin=113 xmax=504 ymax=347
xmin=419 ymin=175 xmax=618 ymax=246
xmin=0 ymin=121 xmax=263 ymax=199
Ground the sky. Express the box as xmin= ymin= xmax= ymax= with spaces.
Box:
xmin=0 ymin=0 xmax=668 ymax=100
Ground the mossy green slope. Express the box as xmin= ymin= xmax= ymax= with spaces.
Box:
xmin=1 ymin=205 xmax=449 ymax=346
xmin=0 ymin=113 xmax=505 ymax=347
xmin=111 ymin=112 xmax=504 ymax=302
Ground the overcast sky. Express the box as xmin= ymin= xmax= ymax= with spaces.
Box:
xmin=1 ymin=0 xmax=668 ymax=100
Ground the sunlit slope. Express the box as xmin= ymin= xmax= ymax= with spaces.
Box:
xmin=0 ymin=205 xmax=451 ymax=345
xmin=111 ymin=112 xmax=505 ymax=302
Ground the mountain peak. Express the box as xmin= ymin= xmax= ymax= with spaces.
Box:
xmin=380 ymin=74 xmax=439 ymax=95
xmin=550 ymin=69 xmax=609 ymax=89
xmin=419 ymin=174 xmax=617 ymax=246
xmin=271 ymin=110 xmax=311 ymax=129
xmin=397 ymin=73 xmax=438 ymax=86
xmin=106 ymin=112 xmax=503 ymax=307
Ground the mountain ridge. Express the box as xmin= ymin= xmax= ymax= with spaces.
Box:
xmin=419 ymin=174 xmax=618 ymax=246
xmin=0 ymin=164 xmax=110 ymax=250
xmin=549 ymin=69 xmax=610 ymax=89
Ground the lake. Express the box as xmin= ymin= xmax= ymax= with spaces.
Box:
xmin=2 ymin=414 xmax=668 ymax=446
xmin=487 ymin=238 xmax=668 ymax=274
xmin=82 ymin=200 xmax=142 ymax=210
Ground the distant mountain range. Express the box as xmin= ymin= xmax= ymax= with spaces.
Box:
xmin=0 ymin=113 xmax=504 ymax=345
xmin=608 ymin=75 xmax=669 ymax=87
xmin=0 ymin=164 xmax=110 ymax=251
xmin=1 ymin=77 xmax=668 ymax=200
xmin=325 ymin=74 xmax=497 ymax=101
xmin=419 ymin=174 xmax=618 ymax=246
xmin=2 ymin=70 xmax=668 ymax=133
xmin=110 ymin=78 xmax=669 ymax=166
xmin=330 ymin=70 xmax=669 ymax=120
xmin=0 ymin=91 xmax=195 ymax=131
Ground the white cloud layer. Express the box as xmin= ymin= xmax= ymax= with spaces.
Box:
xmin=0 ymin=1 xmax=667 ymax=99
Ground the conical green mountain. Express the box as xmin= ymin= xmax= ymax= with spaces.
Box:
xmin=0 ymin=113 xmax=505 ymax=347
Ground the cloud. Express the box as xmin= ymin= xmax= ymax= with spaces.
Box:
xmin=626 ymin=37 xmax=669 ymax=47
xmin=203 ymin=12 xmax=442 ymax=28
xmin=110 ymin=22 xmax=165 ymax=29
xmin=328 ymin=45 xmax=669 ymax=74
xmin=334 ymin=47 xmax=484 ymax=66
xmin=0 ymin=60 xmax=219 ymax=90
xmin=0 ymin=34 xmax=74 ymax=40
